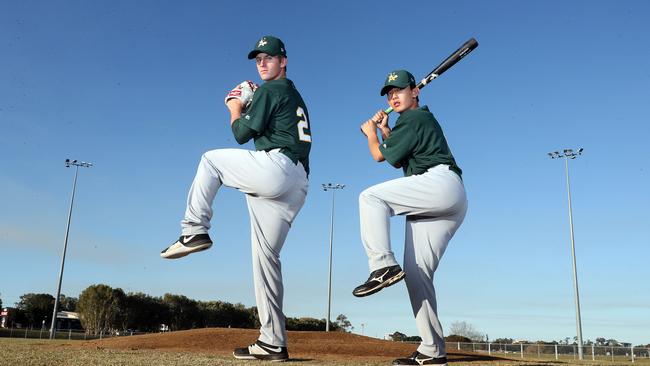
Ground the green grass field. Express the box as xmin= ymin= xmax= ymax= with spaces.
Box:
xmin=0 ymin=338 xmax=647 ymax=366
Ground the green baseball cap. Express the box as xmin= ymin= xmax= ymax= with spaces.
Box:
xmin=247 ymin=35 xmax=287 ymax=59
xmin=380 ymin=70 xmax=416 ymax=96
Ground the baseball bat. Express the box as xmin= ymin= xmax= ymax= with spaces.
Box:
xmin=383 ymin=37 xmax=478 ymax=115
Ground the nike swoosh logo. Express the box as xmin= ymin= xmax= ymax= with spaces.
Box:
xmin=263 ymin=346 xmax=283 ymax=353
xmin=256 ymin=344 xmax=283 ymax=353
xmin=181 ymin=235 xmax=196 ymax=244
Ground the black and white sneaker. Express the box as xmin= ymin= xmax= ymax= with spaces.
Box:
xmin=393 ymin=352 xmax=447 ymax=365
xmin=352 ymin=265 xmax=405 ymax=297
xmin=233 ymin=339 xmax=289 ymax=362
xmin=160 ymin=234 xmax=212 ymax=259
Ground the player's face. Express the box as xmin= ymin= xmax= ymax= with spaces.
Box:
xmin=386 ymin=86 xmax=419 ymax=112
xmin=255 ymin=53 xmax=286 ymax=81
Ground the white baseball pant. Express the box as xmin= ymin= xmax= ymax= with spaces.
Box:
xmin=181 ymin=148 xmax=308 ymax=347
xmin=359 ymin=164 xmax=467 ymax=357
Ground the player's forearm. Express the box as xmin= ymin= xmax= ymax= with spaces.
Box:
xmin=367 ymin=135 xmax=385 ymax=162
xmin=226 ymin=99 xmax=243 ymax=126
xmin=229 ymin=110 xmax=242 ymax=125
xmin=379 ymin=126 xmax=391 ymax=140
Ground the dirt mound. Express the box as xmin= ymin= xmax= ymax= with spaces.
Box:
xmin=77 ymin=328 xmax=505 ymax=362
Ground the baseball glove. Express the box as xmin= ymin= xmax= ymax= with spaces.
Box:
xmin=224 ymin=80 xmax=259 ymax=111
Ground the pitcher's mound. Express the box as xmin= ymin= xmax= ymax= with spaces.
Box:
xmin=79 ymin=328 xmax=505 ymax=362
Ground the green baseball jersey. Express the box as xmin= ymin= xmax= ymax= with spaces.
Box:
xmin=237 ymin=78 xmax=312 ymax=174
xmin=378 ymin=106 xmax=461 ymax=177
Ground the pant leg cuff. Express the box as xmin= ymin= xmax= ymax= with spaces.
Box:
xmin=369 ymin=256 xmax=400 ymax=272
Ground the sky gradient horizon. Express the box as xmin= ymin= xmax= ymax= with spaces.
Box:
xmin=1 ymin=0 xmax=649 ymax=345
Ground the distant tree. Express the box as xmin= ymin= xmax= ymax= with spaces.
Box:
xmin=111 ymin=288 xmax=127 ymax=332
xmin=77 ymin=284 xmax=119 ymax=335
xmin=58 ymin=294 xmax=78 ymax=312
xmin=493 ymin=338 xmax=514 ymax=344
xmin=197 ymin=300 xmax=255 ymax=329
xmin=390 ymin=331 xmax=407 ymax=341
xmin=286 ymin=317 xmax=335 ymax=331
xmin=11 ymin=307 xmax=27 ymax=327
xmin=16 ymin=293 xmax=55 ymax=328
xmin=595 ymin=337 xmax=607 ymax=346
xmin=404 ymin=335 xmax=422 ymax=342
xmin=162 ymin=293 xmax=200 ymax=331
xmin=119 ymin=292 xmax=168 ymax=332
xmin=335 ymin=314 xmax=352 ymax=333
xmin=445 ymin=334 xmax=472 ymax=343
xmin=449 ymin=321 xmax=483 ymax=342
xmin=0 ymin=293 xmax=3 ymax=309
xmin=249 ymin=306 xmax=261 ymax=329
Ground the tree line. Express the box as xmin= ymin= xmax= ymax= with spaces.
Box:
xmin=389 ymin=321 xmax=650 ymax=349
xmin=1 ymin=285 xmax=352 ymax=335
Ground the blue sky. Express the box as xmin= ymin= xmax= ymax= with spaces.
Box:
xmin=1 ymin=0 xmax=649 ymax=345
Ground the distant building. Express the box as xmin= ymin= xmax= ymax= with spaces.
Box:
xmin=55 ymin=311 xmax=83 ymax=330
xmin=0 ymin=308 xmax=17 ymax=328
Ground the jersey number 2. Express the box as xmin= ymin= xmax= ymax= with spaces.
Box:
xmin=297 ymin=107 xmax=312 ymax=142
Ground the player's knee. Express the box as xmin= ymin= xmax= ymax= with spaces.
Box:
xmin=201 ymin=149 xmax=222 ymax=162
xmin=358 ymin=188 xmax=371 ymax=203
xmin=359 ymin=188 xmax=381 ymax=206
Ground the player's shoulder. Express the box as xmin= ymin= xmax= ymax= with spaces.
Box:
xmin=396 ymin=106 xmax=431 ymax=124
xmin=410 ymin=106 xmax=435 ymax=119
xmin=259 ymin=78 xmax=294 ymax=92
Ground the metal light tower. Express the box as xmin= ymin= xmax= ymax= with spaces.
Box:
xmin=322 ymin=183 xmax=345 ymax=332
xmin=50 ymin=159 xmax=93 ymax=339
xmin=548 ymin=148 xmax=584 ymax=359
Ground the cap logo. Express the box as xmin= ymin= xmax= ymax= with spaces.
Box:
xmin=388 ymin=73 xmax=398 ymax=82
xmin=258 ymin=38 xmax=268 ymax=47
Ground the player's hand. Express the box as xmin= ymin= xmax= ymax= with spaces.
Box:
xmin=360 ymin=119 xmax=378 ymax=138
xmin=226 ymin=98 xmax=243 ymax=113
xmin=371 ymin=110 xmax=389 ymax=129
xmin=225 ymin=80 xmax=259 ymax=111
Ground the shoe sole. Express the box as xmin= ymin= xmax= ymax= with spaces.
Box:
xmin=232 ymin=352 xmax=288 ymax=362
xmin=160 ymin=242 xmax=212 ymax=259
xmin=353 ymin=270 xmax=405 ymax=297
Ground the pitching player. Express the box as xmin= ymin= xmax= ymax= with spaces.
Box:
xmin=355 ymin=70 xmax=467 ymax=366
xmin=160 ymin=35 xmax=311 ymax=362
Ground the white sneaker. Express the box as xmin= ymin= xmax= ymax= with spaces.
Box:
xmin=233 ymin=340 xmax=289 ymax=362
xmin=160 ymin=234 xmax=212 ymax=259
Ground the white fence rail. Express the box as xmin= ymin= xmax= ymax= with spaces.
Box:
xmin=0 ymin=326 xmax=146 ymax=340
xmin=448 ymin=341 xmax=650 ymax=363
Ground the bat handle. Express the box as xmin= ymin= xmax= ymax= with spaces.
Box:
xmin=383 ymin=107 xmax=394 ymax=115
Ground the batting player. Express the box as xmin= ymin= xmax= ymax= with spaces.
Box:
xmin=160 ymin=35 xmax=311 ymax=362
xmin=356 ymin=70 xmax=467 ymax=366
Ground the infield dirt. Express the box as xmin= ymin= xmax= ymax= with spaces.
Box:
xmin=74 ymin=327 xmax=506 ymax=363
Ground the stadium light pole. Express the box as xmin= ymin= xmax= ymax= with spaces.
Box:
xmin=548 ymin=148 xmax=584 ymax=359
xmin=322 ymin=183 xmax=345 ymax=332
xmin=50 ymin=159 xmax=93 ymax=340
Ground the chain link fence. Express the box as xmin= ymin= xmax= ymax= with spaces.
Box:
xmin=448 ymin=341 xmax=650 ymax=363
xmin=0 ymin=326 xmax=147 ymax=340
